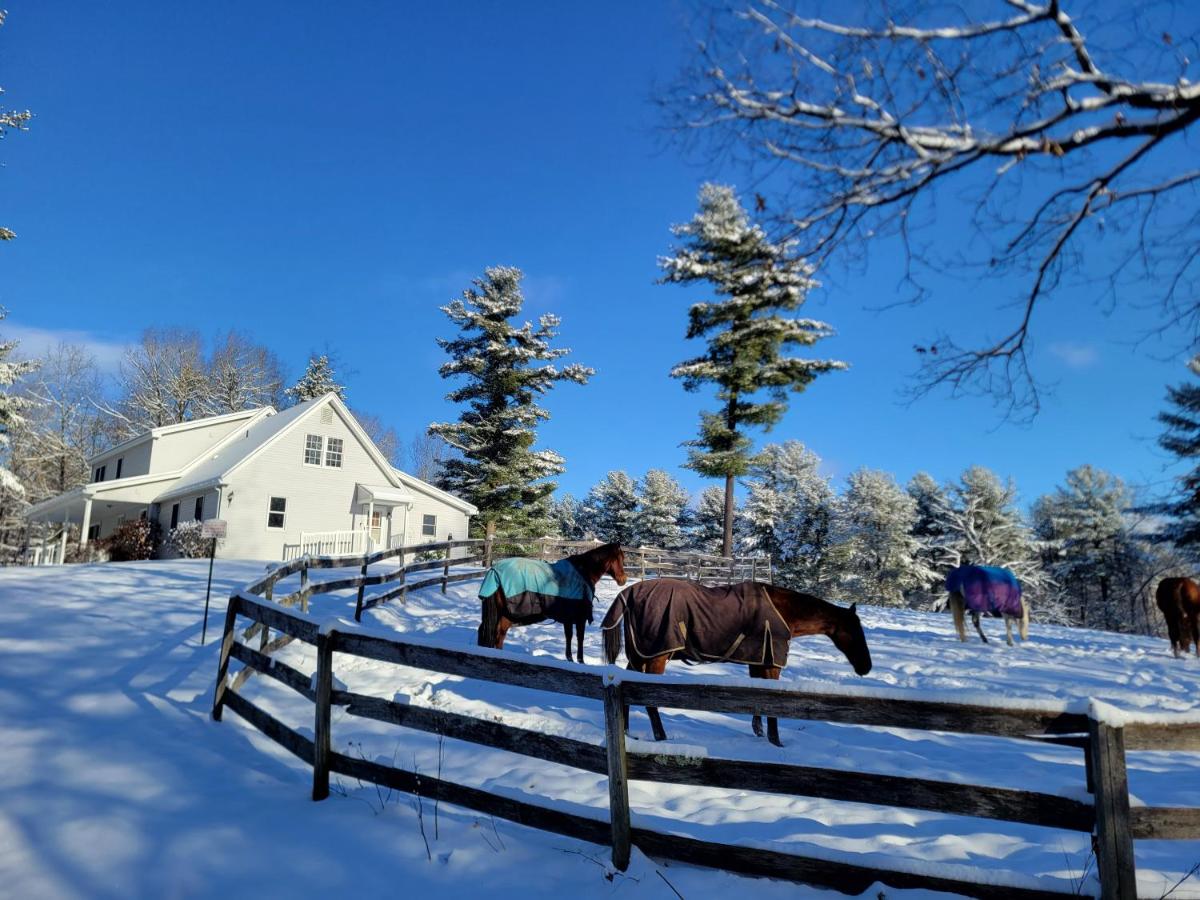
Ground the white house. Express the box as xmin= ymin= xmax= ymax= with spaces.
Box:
xmin=25 ymin=393 xmax=476 ymax=563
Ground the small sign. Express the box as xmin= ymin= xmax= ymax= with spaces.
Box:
xmin=201 ymin=520 xmax=228 ymax=539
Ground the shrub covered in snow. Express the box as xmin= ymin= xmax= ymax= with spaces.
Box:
xmin=105 ymin=519 xmax=160 ymax=562
xmin=166 ymin=520 xmax=212 ymax=559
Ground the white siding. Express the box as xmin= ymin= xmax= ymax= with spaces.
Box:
xmin=157 ymin=487 xmax=221 ymax=558
xmin=92 ymin=440 xmax=152 ymax=482
xmin=220 ymin=405 xmax=403 ymax=560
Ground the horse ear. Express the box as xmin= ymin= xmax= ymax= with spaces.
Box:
xmin=849 ymin=602 xmax=857 ymax=614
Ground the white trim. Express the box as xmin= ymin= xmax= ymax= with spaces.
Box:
xmin=391 ymin=467 xmax=478 ymax=515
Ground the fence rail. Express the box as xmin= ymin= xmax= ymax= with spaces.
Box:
xmin=210 ymin=549 xmax=1200 ymax=899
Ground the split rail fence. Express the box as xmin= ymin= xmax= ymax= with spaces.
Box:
xmin=211 ymin=543 xmax=1199 ymax=900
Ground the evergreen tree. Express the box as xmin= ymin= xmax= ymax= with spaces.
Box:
xmin=429 ymin=266 xmax=592 ymax=536
xmin=0 ymin=310 xmax=40 ymax=560
xmin=835 ymin=468 xmax=934 ymax=607
xmin=1032 ymin=465 xmax=1150 ymax=630
xmin=286 ymin=354 xmax=345 ymax=405
xmin=690 ymin=485 xmax=728 ymax=554
xmin=1155 ymin=355 xmax=1200 ymax=549
xmin=659 ymin=184 xmax=846 ymax=556
xmin=906 ymin=472 xmax=955 ymax=605
xmin=740 ymin=441 xmax=838 ymax=590
xmin=634 ymin=469 xmax=689 ymax=549
xmin=579 ymin=471 xmax=638 ymax=545
xmin=549 ymin=493 xmax=586 ymax=540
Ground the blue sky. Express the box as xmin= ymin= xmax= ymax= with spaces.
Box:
xmin=2 ymin=2 xmax=1193 ymax=509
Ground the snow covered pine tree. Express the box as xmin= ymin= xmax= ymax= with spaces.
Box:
xmin=659 ymin=183 xmax=846 ymax=556
xmin=429 ymin=266 xmax=592 ymax=538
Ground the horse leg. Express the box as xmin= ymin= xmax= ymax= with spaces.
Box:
xmin=562 ymin=621 xmax=573 ymax=663
xmin=1004 ymin=616 xmax=1015 ymax=647
xmin=751 ymin=665 xmax=784 ymax=746
xmin=1190 ymin=613 xmax=1200 ymax=658
xmin=575 ymin=619 xmax=585 ymax=664
xmin=749 ymin=664 xmax=765 ymax=738
xmin=971 ymin=611 xmax=989 ymax=643
xmin=643 ymin=656 xmax=669 ymax=742
xmin=495 ymin=616 xmax=512 ymax=650
xmin=950 ymin=592 xmax=967 ymax=642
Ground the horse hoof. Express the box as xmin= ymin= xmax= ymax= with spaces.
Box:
xmin=769 ymin=737 xmax=784 ymax=748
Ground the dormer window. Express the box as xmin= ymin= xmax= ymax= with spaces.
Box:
xmin=325 ymin=437 xmax=343 ymax=468
xmin=116 ymin=458 xmax=123 ymax=479
xmin=304 ymin=434 xmax=323 ymax=466
xmin=94 ymin=465 xmax=106 ymax=483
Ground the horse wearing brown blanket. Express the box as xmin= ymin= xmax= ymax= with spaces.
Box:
xmin=602 ymin=578 xmax=872 ymax=746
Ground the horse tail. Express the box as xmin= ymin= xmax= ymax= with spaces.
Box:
xmin=1019 ymin=596 xmax=1030 ymax=641
xmin=601 ymin=593 xmax=626 ymax=665
xmin=949 ymin=591 xmax=966 ymax=642
xmin=478 ymin=592 xmax=500 ymax=649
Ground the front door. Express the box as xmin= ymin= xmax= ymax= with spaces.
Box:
xmin=369 ymin=509 xmax=383 ymax=548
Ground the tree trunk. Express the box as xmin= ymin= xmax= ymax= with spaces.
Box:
xmin=722 ymin=473 xmax=734 ymax=558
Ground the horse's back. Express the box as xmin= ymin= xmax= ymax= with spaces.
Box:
xmin=946 ymin=565 xmax=1022 ymax=618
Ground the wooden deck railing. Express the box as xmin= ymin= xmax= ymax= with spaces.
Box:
xmin=211 ymin=551 xmax=1200 ymax=900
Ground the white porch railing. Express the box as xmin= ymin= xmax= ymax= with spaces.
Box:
xmin=28 ymin=542 xmax=64 ymax=566
xmin=296 ymin=530 xmax=372 ymax=558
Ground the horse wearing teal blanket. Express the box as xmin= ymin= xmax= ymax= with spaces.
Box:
xmin=946 ymin=564 xmax=1029 ymax=646
xmin=478 ymin=542 xmax=626 ymax=663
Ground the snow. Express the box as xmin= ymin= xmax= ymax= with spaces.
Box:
xmin=2 ymin=559 xmax=1199 ymax=899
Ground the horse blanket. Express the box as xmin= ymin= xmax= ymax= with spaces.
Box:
xmin=946 ymin=565 xmax=1023 ymax=618
xmin=479 ymin=557 xmax=594 ymax=624
xmin=613 ymin=578 xmax=791 ymax=667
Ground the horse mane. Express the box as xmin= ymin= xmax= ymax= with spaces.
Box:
xmin=765 ymin=583 xmax=849 ymax=629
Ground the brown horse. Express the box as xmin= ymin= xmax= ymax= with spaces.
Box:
xmin=478 ymin=542 xmax=627 ymax=663
xmin=1157 ymin=577 xmax=1200 ymax=658
xmin=602 ymin=579 xmax=872 ymax=746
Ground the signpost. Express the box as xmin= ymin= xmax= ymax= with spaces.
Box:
xmin=200 ymin=520 xmax=227 ymax=645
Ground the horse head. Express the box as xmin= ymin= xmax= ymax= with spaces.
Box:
xmin=602 ymin=542 xmax=628 ymax=586
xmin=829 ymin=603 xmax=873 ymax=676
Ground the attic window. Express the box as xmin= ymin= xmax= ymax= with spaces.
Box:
xmin=325 ymin=437 xmax=343 ymax=468
xmin=304 ymin=434 xmax=323 ymax=465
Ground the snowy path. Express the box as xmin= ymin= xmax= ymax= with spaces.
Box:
xmin=0 ymin=559 xmax=1198 ymax=898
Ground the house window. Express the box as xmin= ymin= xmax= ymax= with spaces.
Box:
xmin=304 ymin=434 xmax=323 ymax=465
xmin=94 ymin=465 xmax=106 ymax=483
xmin=267 ymin=497 xmax=286 ymax=529
xmin=170 ymin=503 xmax=180 ymax=529
xmin=87 ymin=524 xmax=100 ymax=541
xmin=115 ymin=458 xmax=123 ymax=479
xmin=194 ymin=496 xmax=204 ymax=521
xmin=325 ymin=437 xmax=344 ymax=468
xmin=422 ymin=514 xmax=437 ymax=537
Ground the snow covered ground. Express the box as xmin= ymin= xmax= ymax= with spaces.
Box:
xmin=1 ymin=559 xmax=1198 ymax=899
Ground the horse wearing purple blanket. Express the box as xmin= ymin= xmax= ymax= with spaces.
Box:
xmin=946 ymin=565 xmax=1029 ymax=646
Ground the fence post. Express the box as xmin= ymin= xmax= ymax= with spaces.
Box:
xmin=312 ymin=628 xmax=334 ymax=801
xmin=484 ymin=523 xmax=495 ymax=568
xmin=442 ymin=545 xmax=451 ymax=594
xmin=1088 ymin=714 xmax=1136 ymax=899
xmin=211 ymin=595 xmax=240 ymax=721
xmin=354 ymin=560 xmax=368 ymax=622
xmin=602 ymin=677 xmax=632 ymax=871
xmin=300 ymin=558 xmax=310 ymax=614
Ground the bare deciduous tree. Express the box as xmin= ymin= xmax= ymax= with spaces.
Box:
xmin=669 ymin=0 xmax=1200 ymax=412
xmin=105 ymin=328 xmax=208 ymax=435
xmin=206 ymin=330 xmax=285 ymax=415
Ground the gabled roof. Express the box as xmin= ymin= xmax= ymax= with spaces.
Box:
xmin=86 ymin=407 xmax=263 ymax=465
xmin=151 ymin=394 xmax=476 ymax=516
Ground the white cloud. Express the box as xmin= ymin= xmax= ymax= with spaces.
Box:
xmin=1049 ymin=342 xmax=1100 ymax=369
xmin=2 ymin=322 xmax=130 ymax=371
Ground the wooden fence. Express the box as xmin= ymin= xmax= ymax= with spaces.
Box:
xmin=210 ymin=548 xmax=1200 ymax=899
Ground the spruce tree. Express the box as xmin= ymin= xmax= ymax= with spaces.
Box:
xmin=1156 ymin=355 xmax=1200 ymax=549
xmin=549 ymin=493 xmax=585 ymax=540
xmin=835 ymin=468 xmax=933 ymax=607
xmin=634 ymin=469 xmax=689 ymax=550
xmin=659 ymin=184 xmax=846 ymax=556
xmin=286 ymin=354 xmax=345 ymax=405
xmin=740 ymin=441 xmax=837 ymax=590
xmin=906 ymin=472 xmax=954 ymax=604
xmin=579 ymin=471 xmax=638 ymax=545
xmin=429 ymin=266 xmax=592 ymax=536
xmin=691 ymin=485 xmax=728 ymax=554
